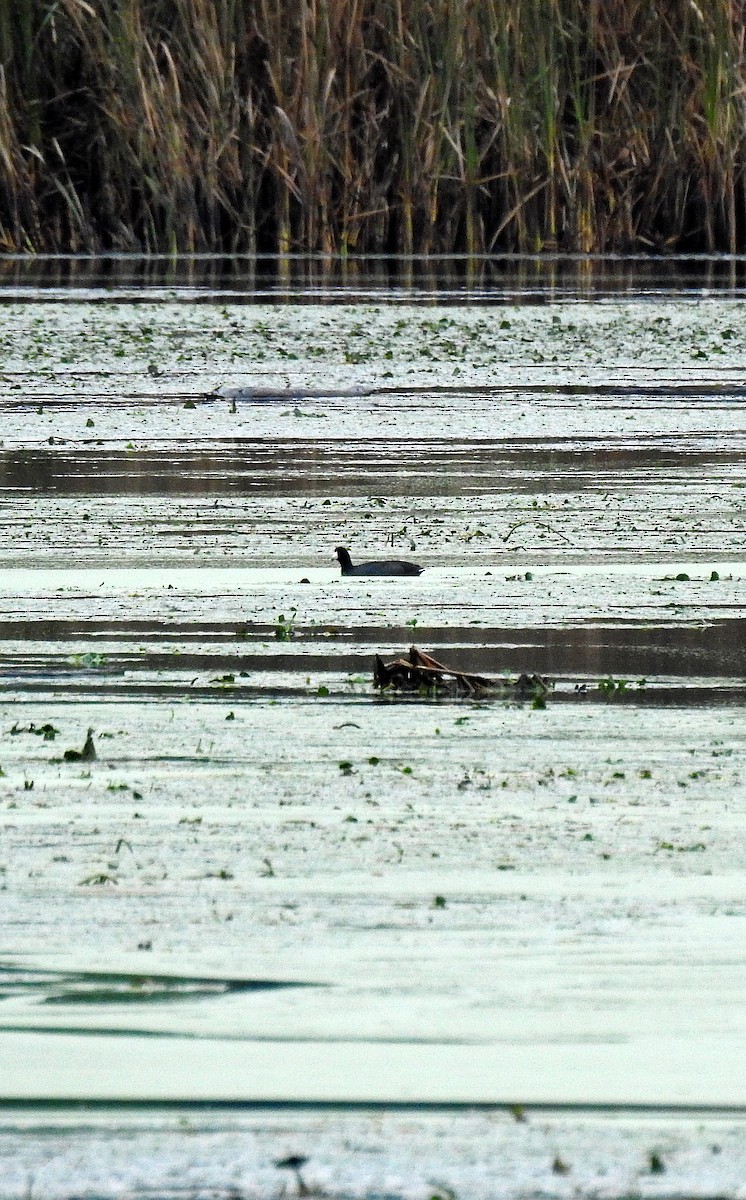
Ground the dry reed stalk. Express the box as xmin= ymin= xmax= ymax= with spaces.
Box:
xmin=1 ymin=0 xmax=746 ymax=252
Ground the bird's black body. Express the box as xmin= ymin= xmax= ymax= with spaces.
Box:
xmin=335 ymin=546 xmax=424 ymax=576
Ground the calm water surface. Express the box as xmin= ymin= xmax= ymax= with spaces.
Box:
xmin=0 ymin=257 xmax=745 ymax=1197
xmin=6 ymin=251 xmax=746 ymax=301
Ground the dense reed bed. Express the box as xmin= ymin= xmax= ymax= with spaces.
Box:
xmin=1 ymin=0 xmax=746 ymax=254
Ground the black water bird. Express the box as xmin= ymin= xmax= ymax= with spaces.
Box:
xmin=335 ymin=546 xmax=424 ymax=577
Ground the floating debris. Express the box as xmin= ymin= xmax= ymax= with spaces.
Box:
xmin=374 ymin=646 xmax=549 ymax=699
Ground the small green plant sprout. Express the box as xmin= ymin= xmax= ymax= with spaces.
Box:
xmin=275 ymin=608 xmax=296 ymax=640
xmin=338 ymin=761 xmax=354 ymax=775
xmin=552 ymin=1157 xmax=571 ymax=1175
xmin=406 ymin=616 xmax=418 ymax=628
xmin=598 ymin=676 xmax=628 ymax=694
xmin=649 ymin=1152 xmax=666 ymax=1174
xmin=79 ymin=873 xmax=118 ymax=886
xmin=317 ymin=684 xmax=330 ymax=696
xmin=10 ymin=721 xmax=59 ymax=740
xmin=675 ymin=572 xmax=690 ymax=581
xmin=433 ymin=895 xmax=447 ymax=908
xmin=210 ymin=673 xmax=235 ymax=685
xmin=710 ymin=570 xmax=720 ymax=581
xmin=68 ymin=652 xmax=107 ymax=669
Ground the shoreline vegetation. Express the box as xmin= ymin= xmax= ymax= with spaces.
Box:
xmin=1 ymin=1 xmax=746 ymax=255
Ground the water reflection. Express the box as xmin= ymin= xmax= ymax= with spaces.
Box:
xmin=3 ymin=253 xmax=746 ymax=303
xmin=0 ymin=616 xmax=744 ymax=683
xmin=1 ymin=442 xmax=742 ymax=498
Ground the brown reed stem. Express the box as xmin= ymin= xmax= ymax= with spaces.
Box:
xmin=0 ymin=0 xmax=745 ymax=253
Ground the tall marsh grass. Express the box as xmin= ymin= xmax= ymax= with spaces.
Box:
xmin=1 ymin=0 xmax=745 ymax=253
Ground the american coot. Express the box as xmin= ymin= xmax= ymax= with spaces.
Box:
xmin=335 ymin=546 xmax=424 ymax=576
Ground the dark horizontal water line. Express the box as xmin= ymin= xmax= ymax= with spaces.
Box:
xmin=216 ymin=381 xmax=746 ymax=398
xmin=0 ymin=619 xmax=741 ymax=640
xmin=0 ymin=1025 xmax=470 ymax=1046
xmin=4 ymin=382 xmax=746 ymax=399
xmin=0 ymin=965 xmax=313 ymax=992
xmin=3 ymin=682 xmax=746 ymax=708
xmin=0 ymin=1098 xmax=742 ymax=1118
xmin=2 ymin=438 xmax=742 ymax=459
xmin=0 ymin=620 xmax=602 ymax=641
xmin=9 ymin=251 xmax=746 ymax=261
xmin=3 ymin=444 xmax=743 ymax=463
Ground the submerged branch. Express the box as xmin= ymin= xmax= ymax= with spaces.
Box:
xmin=374 ymin=646 xmax=549 ymax=700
